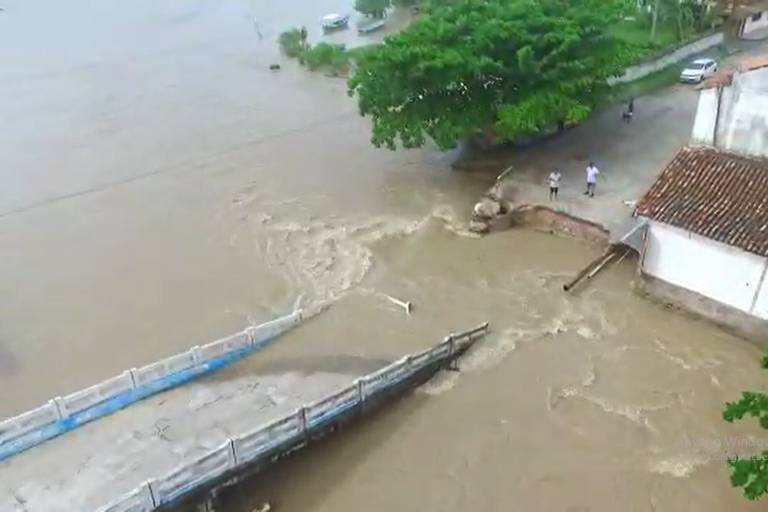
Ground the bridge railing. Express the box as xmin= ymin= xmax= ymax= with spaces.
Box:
xmin=97 ymin=322 xmax=489 ymax=512
xmin=0 ymin=310 xmax=305 ymax=462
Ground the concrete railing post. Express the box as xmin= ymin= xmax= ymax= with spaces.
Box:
xmin=298 ymin=408 xmax=308 ymax=440
xmin=191 ymin=346 xmax=203 ymax=364
xmin=127 ymin=368 xmax=138 ymax=390
xmin=447 ymin=334 xmax=458 ymax=371
xmin=227 ymin=438 xmax=238 ymax=467
xmin=144 ymin=480 xmax=158 ymax=508
xmin=50 ymin=397 xmax=67 ymax=420
xmin=356 ymin=378 xmax=365 ymax=404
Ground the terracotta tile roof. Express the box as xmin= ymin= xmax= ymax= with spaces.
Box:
xmin=635 ymin=146 xmax=768 ymax=257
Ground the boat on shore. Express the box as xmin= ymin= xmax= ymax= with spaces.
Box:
xmin=357 ymin=19 xmax=386 ymax=34
xmin=322 ymin=13 xmax=350 ymax=32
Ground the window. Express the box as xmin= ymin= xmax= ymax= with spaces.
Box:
xmin=752 ymin=12 xmax=763 ymax=22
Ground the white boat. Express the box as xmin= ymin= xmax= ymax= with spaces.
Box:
xmin=357 ymin=19 xmax=386 ymax=34
xmin=322 ymin=13 xmax=350 ymax=32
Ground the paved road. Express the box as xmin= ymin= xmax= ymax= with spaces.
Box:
xmin=476 ymin=37 xmax=768 ymax=236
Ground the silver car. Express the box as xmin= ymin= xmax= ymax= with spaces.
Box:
xmin=680 ymin=58 xmax=718 ymax=84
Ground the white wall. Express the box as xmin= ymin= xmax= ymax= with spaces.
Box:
xmin=753 ymin=271 xmax=768 ymax=319
xmin=643 ymin=221 xmax=768 ymax=318
xmin=690 ymin=88 xmax=718 ymax=146
xmin=691 ymin=67 xmax=768 ymax=159
xmin=743 ymin=11 xmax=768 ymax=36
xmin=717 ymin=67 xmax=768 ymax=158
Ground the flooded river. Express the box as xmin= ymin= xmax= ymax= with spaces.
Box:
xmin=1 ymin=1 xmax=766 ymax=510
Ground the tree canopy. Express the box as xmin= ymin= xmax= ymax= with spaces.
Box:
xmin=348 ymin=0 xmax=634 ymax=149
xmin=355 ymin=0 xmax=391 ymax=18
xmin=723 ymin=351 xmax=768 ymax=501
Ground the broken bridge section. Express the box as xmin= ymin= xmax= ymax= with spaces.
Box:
xmin=0 ymin=318 xmax=489 ymax=512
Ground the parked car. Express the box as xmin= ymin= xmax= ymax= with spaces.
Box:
xmin=680 ymin=58 xmax=718 ymax=84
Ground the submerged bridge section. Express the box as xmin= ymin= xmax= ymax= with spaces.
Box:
xmin=0 ymin=313 xmax=488 ymax=512
xmin=0 ymin=311 xmax=306 ymax=463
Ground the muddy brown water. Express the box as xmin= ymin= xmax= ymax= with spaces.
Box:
xmin=1 ymin=1 xmax=766 ymax=511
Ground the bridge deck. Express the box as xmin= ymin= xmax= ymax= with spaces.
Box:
xmin=0 ymin=365 xmax=357 ymax=512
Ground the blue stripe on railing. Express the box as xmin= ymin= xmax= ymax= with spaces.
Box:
xmin=0 ymin=340 xmax=275 ymax=463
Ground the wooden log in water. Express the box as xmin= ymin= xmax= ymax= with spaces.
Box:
xmin=563 ymin=246 xmax=617 ymax=292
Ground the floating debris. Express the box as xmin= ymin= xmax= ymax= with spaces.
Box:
xmin=383 ymin=294 xmax=412 ymax=315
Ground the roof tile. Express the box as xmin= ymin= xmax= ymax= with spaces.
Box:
xmin=635 ymin=146 xmax=768 ymax=257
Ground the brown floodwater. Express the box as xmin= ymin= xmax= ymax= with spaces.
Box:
xmin=197 ymin=223 xmax=767 ymax=512
xmin=1 ymin=1 xmax=766 ymax=511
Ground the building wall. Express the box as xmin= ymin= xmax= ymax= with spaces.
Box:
xmin=717 ymin=67 xmax=768 ymax=157
xmin=642 ymin=221 xmax=768 ymax=319
xmin=742 ymin=10 xmax=768 ymax=36
xmin=691 ymin=67 xmax=768 ymax=159
xmin=690 ymin=88 xmax=718 ymax=145
xmin=640 ymin=273 xmax=768 ymax=344
xmin=754 ymin=272 xmax=768 ymax=318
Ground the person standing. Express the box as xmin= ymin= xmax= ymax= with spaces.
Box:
xmin=623 ymin=98 xmax=634 ymax=123
xmin=548 ymin=168 xmax=562 ymax=200
xmin=584 ymin=161 xmax=599 ymax=197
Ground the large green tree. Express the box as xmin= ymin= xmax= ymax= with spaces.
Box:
xmin=355 ymin=0 xmax=391 ymax=18
xmin=723 ymin=350 xmax=768 ymax=501
xmin=348 ymin=0 xmax=633 ymax=150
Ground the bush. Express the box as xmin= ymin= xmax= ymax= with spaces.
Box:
xmin=278 ymin=27 xmax=307 ymax=58
xmin=303 ymin=42 xmax=350 ymax=75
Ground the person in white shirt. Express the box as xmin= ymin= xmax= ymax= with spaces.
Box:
xmin=548 ymin=168 xmax=562 ymax=200
xmin=584 ymin=162 xmax=599 ymax=197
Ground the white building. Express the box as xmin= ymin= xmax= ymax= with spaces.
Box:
xmin=635 ymin=147 xmax=768 ymax=340
xmin=735 ymin=1 xmax=768 ymax=39
xmin=634 ymin=59 xmax=768 ymax=341
xmin=691 ymin=56 xmax=768 ymax=157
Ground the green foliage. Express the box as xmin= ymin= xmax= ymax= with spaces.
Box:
xmin=278 ymin=27 xmax=308 ymax=58
xmin=278 ymin=27 xmax=350 ymax=76
xmin=635 ymin=0 xmax=716 ymax=43
xmin=723 ymin=350 xmax=768 ymax=501
xmin=611 ymin=17 xmax=679 ymax=55
xmin=355 ymin=0 xmax=391 ymax=18
xmin=303 ymin=42 xmax=350 ymax=75
xmin=348 ymin=0 xmax=632 ymax=150
xmin=347 ymin=44 xmax=379 ymax=63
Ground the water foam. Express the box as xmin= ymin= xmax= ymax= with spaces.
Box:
xmin=648 ymin=455 xmax=709 ymax=478
xmin=260 ymin=214 xmax=426 ymax=309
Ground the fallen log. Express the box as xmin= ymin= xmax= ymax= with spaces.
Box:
xmin=563 ymin=246 xmax=618 ymax=292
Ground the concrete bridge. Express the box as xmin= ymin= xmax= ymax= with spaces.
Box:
xmin=0 ymin=309 xmax=487 ymax=512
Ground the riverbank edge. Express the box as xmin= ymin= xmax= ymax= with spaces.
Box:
xmin=473 ymin=198 xmax=768 ymax=345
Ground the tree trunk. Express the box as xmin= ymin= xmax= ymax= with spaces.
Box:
xmin=650 ymin=0 xmax=660 ymax=40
